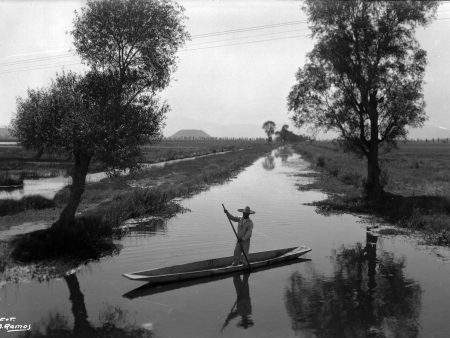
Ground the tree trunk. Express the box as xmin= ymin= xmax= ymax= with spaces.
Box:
xmin=53 ymin=152 xmax=91 ymax=229
xmin=366 ymin=113 xmax=383 ymax=198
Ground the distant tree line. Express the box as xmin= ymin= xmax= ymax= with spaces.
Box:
xmin=163 ymin=137 xmax=266 ymax=141
xmin=261 ymin=120 xmax=309 ymax=143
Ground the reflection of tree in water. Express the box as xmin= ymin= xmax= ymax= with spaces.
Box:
xmin=284 ymin=233 xmax=422 ymax=337
xmin=221 ymin=273 xmax=254 ymax=331
xmin=21 ymin=273 xmax=152 ymax=338
xmin=274 ymin=146 xmax=294 ymax=162
xmin=262 ymin=155 xmax=275 ymax=170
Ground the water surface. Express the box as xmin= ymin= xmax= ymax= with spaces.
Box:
xmin=1 ymin=147 xmax=450 ymax=337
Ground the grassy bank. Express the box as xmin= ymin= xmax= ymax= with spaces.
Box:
xmin=0 ymin=139 xmax=265 ymax=170
xmin=0 ymin=139 xmax=266 ymax=218
xmin=7 ymin=143 xmax=276 ymax=263
xmin=293 ymin=141 xmax=450 ymax=245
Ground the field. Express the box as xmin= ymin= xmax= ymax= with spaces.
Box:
xmin=292 ymin=141 xmax=450 ymax=244
xmin=0 ymin=138 xmax=265 ymax=171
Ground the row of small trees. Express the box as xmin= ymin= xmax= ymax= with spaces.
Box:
xmin=262 ymin=121 xmax=308 ymax=143
xmin=10 ymin=0 xmax=188 ymax=229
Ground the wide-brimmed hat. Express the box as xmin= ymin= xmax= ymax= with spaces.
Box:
xmin=237 ymin=206 xmax=255 ymax=214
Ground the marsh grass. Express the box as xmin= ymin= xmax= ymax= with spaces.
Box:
xmin=293 ymin=141 xmax=450 ymax=245
xmin=0 ymin=173 xmax=23 ymax=186
xmin=0 ymin=195 xmax=55 ymax=216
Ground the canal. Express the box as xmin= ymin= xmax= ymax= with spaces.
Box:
xmin=1 ymin=147 xmax=450 ymax=337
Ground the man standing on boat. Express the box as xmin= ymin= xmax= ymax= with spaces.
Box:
xmin=224 ymin=206 xmax=255 ymax=266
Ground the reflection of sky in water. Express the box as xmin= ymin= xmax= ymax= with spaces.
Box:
xmin=2 ymin=147 xmax=450 ymax=337
xmin=0 ymin=174 xmax=103 ymax=200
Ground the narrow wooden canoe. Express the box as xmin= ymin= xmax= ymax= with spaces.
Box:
xmin=123 ymin=246 xmax=311 ymax=283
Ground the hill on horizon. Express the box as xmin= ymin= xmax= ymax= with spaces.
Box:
xmin=169 ymin=129 xmax=212 ymax=139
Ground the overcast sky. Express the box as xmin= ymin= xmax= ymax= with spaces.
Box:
xmin=0 ymin=0 xmax=449 ymax=138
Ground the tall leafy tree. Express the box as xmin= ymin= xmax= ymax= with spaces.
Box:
xmin=262 ymin=120 xmax=276 ymax=142
xmin=287 ymin=0 xmax=438 ymax=197
xmin=11 ymin=71 xmax=167 ymax=228
xmin=11 ymin=0 xmax=188 ymax=229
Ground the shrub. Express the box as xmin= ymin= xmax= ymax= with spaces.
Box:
xmin=0 ymin=195 xmax=55 ymax=216
xmin=11 ymin=215 xmax=118 ymax=262
xmin=316 ymin=156 xmax=326 ymax=167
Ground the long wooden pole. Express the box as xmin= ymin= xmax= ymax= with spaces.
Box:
xmin=222 ymin=204 xmax=251 ymax=268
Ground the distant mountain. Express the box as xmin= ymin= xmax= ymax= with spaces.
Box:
xmin=164 ymin=116 xmax=274 ymax=138
xmin=169 ymin=129 xmax=212 ymax=139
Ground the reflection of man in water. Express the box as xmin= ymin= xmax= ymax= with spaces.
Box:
xmin=222 ymin=273 xmax=254 ymax=330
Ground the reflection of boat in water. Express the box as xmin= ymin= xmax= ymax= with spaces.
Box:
xmin=123 ymin=256 xmax=311 ymax=299
xmin=123 ymin=246 xmax=311 ymax=283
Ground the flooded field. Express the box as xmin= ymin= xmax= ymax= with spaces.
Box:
xmin=2 ymin=148 xmax=450 ymax=337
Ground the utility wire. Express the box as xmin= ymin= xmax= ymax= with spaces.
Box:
xmin=0 ymin=53 xmax=79 ymax=68
xmin=0 ymin=20 xmax=310 ymax=67
xmin=190 ymin=20 xmax=308 ymax=38
xmin=0 ymin=27 xmax=311 ymax=68
xmin=188 ymin=28 xmax=310 ymax=46
xmin=0 ymin=31 xmax=311 ymax=73
xmin=183 ymin=34 xmax=310 ymax=52
xmin=1 ymin=16 xmax=450 ymax=74
xmin=0 ymin=32 xmax=310 ymax=73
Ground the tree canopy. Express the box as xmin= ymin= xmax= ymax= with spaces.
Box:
xmin=262 ymin=120 xmax=276 ymax=142
xmin=72 ymin=0 xmax=188 ymax=94
xmin=287 ymin=0 xmax=438 ymax=196
xmin=12 ymin=71 xmax=167 ymax=171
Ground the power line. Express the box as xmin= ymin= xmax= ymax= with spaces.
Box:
xmin=183 ymin=34 xmax=310 ymax=52
xmin=188 ymin=28 xmax=310 ymax=46
xmin=0 ymin=20 xmax=310 ymax=68
xmin=1 ymin=16 xmax=450 ymax=74
xmin=0 ymin=33 xmax=311 ymax=74
xmin=190 ymin=20 xmax=308 ymax=38
xmin=0 ymin=27 xmax=310 ymax=69
xmin=0 ymin=53 xmax=79 ymax=68
xmin=0 ymin=62 xmax=85 ymax=75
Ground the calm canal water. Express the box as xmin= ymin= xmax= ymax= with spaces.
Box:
xmin=1 ymin=147 xmax=450 ymax=337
